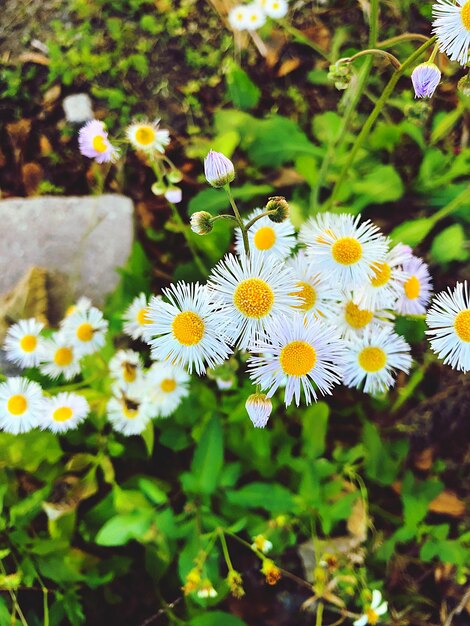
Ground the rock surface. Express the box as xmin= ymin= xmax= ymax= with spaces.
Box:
xmin=0 ymin=195 xmax=134 ymax=308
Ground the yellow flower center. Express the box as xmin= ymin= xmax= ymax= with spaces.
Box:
xmin=20 ymin=334 xmax=37 ymax=352
xmin=272 ymin=1 xmax=279 ymax=7
xmin=331 ymin=237 xmax=363 ymax=265
xmin=76 ymin=322 xmax=94 ymax=342
xmin=366 ymin=608 xmax=379 ymax=625
xmin=292 ymin=281 xmax=317 ymax=311
xmin=136 ymin=307 xmax=151 ymax=325
xmin=371 ymin=262 xmax=391 ymax=288
xmin=123 ymin=406 xmax=138 ymax=419
xmin=123 ymin=363 xmax=137 ymax=383
xmin=161 ymin=378 xmax=177 ymax=393
xmin=172 ymin=311 xmax=205 ymax=346
xmin=134 ymin=125 xmax=156 ymax=146
xmin=454 ymin=309 xmax=470 ymax=342
xmin=404 ymin=276 xmax=420 ymax=300
xmin=7 ymin=395 xmax=27 ymax=416
xmin=280 ymin=340 xmax=316 ymax=376
xmin=53 ymin=407 xmax=73 ymax=422
xmin=358 ymin=347 xmax=387 ymax=373
xmin=344 ymin=301 xmax=374 ymax=329
xmin=461 ymin=1 xmax=470 ymax=30
xmin=92 ymin=135 xmax=108 ymax=153
xmin=253 ymin=226 xmax=276 ymax=250
xmin=54 ymin=347 xmax=73 ymax=367
xmin=250 ymin=13 xmax=258 ymax=21
xmin=233 ymin=278 xmax=274 ymax=318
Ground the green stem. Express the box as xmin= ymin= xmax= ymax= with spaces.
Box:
xmin=169 ymin=201 xmax=208 ymax=276
xmin=225 ymin=185 xmax=250 ymax=256
xmin=429 ymin=43 xmax=440 ymax=63
xmin=46 ymin=376 xmax=99 ymax=395
xmin=338 ymin=49 xmax=401 ymax=69
xmin=210 ymin=214 xmax=238 ymax=223
xmin=316 ymin=601 xmax=324 ymax=626
xmin=244 ymin=210 xmax=276 ymax=231
xmin=377 ymin=33 xmax=430 ymax=48
xmin=369 ymin=0 xmax=379 ymax=47
xmin=218 ymin=530 xmax=234 ymax=572
xmin=43 ymin=588 xmax=49 ymax=626
xmin=279 ymin=20 xmax=330 ymax=60
xmin=326 ymin=36 xmax=436 ymax=209
xmin=430 ymin=185 xmax=470 ymax=225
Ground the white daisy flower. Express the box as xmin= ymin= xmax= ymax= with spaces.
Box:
xmin=298 ymin=211 xmax=342 ymax=247
xmin=64 ymin=296 xmax=92 ymax=319
xmin=145 ymin=282 xmax=232 ymax=375
xmin=325 ymin=294 xmax=394 ymax=340
xmin=353 ymin=590 xmax=388 ymax=626
xmin=245 ymin=3 xmax=267 ymax=29
xmin=0 ymin=377 xmax=43 ymax=434
xmin=302 ymin=213 xmax=389 ymax=291
xmin=245 ymin=392 xmax=272 ymax=428
xmin=248 ymin=314 xmax=345 ymax=407
xmin=109 ymin=350 xmax=144 ymax=389
xmin=397 ymin=256 xmax=432 ymax=315
xmin=426 ymin=281 xmax=470 ymax=373
xmin=353 ymin=244 xmax=408 ymax=310
xmin=146 ymin=361 xmax=190 ymax=417
xmin=208 ymin=252 xmax=300 ymax=350
xmin=39 ymin=333 xmax=81 ymax=381
xmin=256 ymin=0 xmax=288 ymax=18
xmin=123 ymin=293 xmax=154 ymax=341
xmin=62 ymin=306 xmax=108 ymax=356
xmin=432 ymin=0 xmax=470 ymax=66
xmin=40 ymin=392 xmax=89 ymax=433
xmin=228 ymin=5 xmax=250 ymax=30
xmin=4 ymin=318 xmax=44 ymax=368
xmin=126 ymin=119 xmax=170 ymax=153
xmin=286 ymin=251 xmax=340 ymax=318
xmin=235 ymin=208 xmax=296 ymax=260
xmin=343 ymin=327 xmax=412 ymax=396
xmin=107 ymin=388 xmax=152 ymax=436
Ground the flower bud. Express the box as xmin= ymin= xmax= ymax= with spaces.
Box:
xmin=204 ymin=150 xmax=235 ymax=187
xmin=151 ymin=182 xmax=166 ymax=196
xmin=167 ymin=169 xmax=183 ymax=184
xmin=227 ymin=570 xmax=245 ymax=599
xmin=164 ymin=187 xmax=182 ymax=204
xmin=245 ymin=392 xmax=272 ymax=428
xmin=411 ymin=62 xmax=441 ymax=99
xmin=457 ymin=72 xmax=470 ymax=99
xmin=327 ymin=61 xmax=352 ymax=91
xmin=265 ymin=196 xmax=289 ymax=223
xmin=252 ymin=535 xmax=273 ymax=554
xmin=261 ymin=559 xmax=281 ymax=586
xmin=190 ymin=211 xmax=213 ymax=235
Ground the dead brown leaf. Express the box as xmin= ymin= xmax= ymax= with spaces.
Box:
xmin=429 ymin=490 xmax=466 ymax=517
xmin=39 ymin=135 xmax=53 ymax=157
xmin=6 ymin=119 xmax=32 ymax=161
xmin=277 ymin=57 xmax=301 ymax=77
xmin=18 ymin=52 xmax=50 ymax=66
xmin=347 ymin=498 xmax=368 ymax=541
xmin=42 ymin=84 xmax=61 ymax=109
xmin=22 ymin=162 xmax=44 ymax=196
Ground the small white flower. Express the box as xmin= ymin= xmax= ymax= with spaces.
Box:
xmin=109 ymin=350 xmax=144 ymax=390
xmin=252 ymin=534 xmax=273 ymax=553
xmin=353 ymin=589 xmax=388 ymax=626
xmin=62 ymin=307 xmax=108 ymax=356
xmin=244 ymin=3 xmax=267 ymax=30
xmin=40 ymin=392 xmax=89 ymax=433
xmin=397 ymin=255 xmax=432 ymax=315
xmin=432 ymin=0 xmax=470 ymax=66
xmin=303 ymin=213 xmax=389 ymax=292
xmin=126 ymin=119 xmax=170 ymax=153
xmin=236 ymin=207 xmax=296 ymax=260
xmin=204 ymin=150 xmax=235 ymax=187
xmin=145 ymin=282 xmax=232 ymax=375
xmin=146 ymin=361 xmax=190 ymax=417
xmin=343 ymin=327 xmax=412 ymax=396
xmin=426 ymin=280 xmax=470 ymax=373
xmin=326 ymin=294 xmax=394 ymax=341
xmin=208 ymin=251 xmax=300 ymax=350
xmin=39 ymin=333 xmax=81 ymax=381
xmin=196 ymin=580 xmax=217 ymax=598
xmin=298 ymin=211 xmax=342 ymax=247
xmin=107 ymin=387 xmax=152 ymax=436
xmin=245 ymin=392 xmax=272 ymax=428
xmin=257 ymin=0 xmax=288 ymax=18
xmin=0 ymin=377 xmax=43 ymax=434
xmin=64 ymin=296 xmax=92 ymax=319
xmin=123 ymin=293 xmax=154 ymax=341
xmin=248 ymin=314 xmax=345 ymax=407
xmin=3 ymin=318 xmax=44 ymax=368
xmin=228 ymin=5 xmax=250 ymax=30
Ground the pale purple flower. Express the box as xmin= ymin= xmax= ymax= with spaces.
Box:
xmin=204 ymin=150 xmax=235 ymax=188
xmin=411 ymin=63 xmax=441 ymax=98
xmin=164 ymin=187 xmax=182 ymax=204
xmin=78 ymin=120 xmax=118 ymax=163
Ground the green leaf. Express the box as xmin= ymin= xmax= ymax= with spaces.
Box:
xmin=312 ymin=112 xmax=342 ymax=144
xmin=141 ymin=421 xmax=154 ymax=456
xmin=389 ymin=217 xmax=433 ymax=247
xmin=225 ymin=61 xmax=261 ymax=110
xmin=401 ymin=471 xmax=443 ymax=529
xmin=351 ymin=165 xmax=404 ymax=211
xmin=190 ymin=416 xmax=224 ymax=495
xmin=225 ymin=482 xmax=295 ymax=513
xmin=95 ymin=511 xmax=154 ymax=546
xmin=431 ymin=223 xmax=468 ymax=264
xmin=302 ymin=402 xmax=329 ymax=458
xmin=190 ymin=612 xmax=247 ymax=626
xmin=363 ymin=422 xmax=408 ymax=486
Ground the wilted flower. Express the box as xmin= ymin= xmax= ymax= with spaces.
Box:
xmin=411 ymin=62 xmax=441 ymax=98
xmin=245 ymin=393 xmax=272 ymax=428
xmin=204 ymin=150 xmax=235 ymax=187
xmin=261 ymin=559 xmax=281 ymax=585
xmin=190 ymin=211 xmax=213 ymax=235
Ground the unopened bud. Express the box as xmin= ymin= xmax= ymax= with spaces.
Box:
xmin=151 ymin=182 xmax=166 ymax=196
xmin=265 ymin=196 xmax=289 ymax=223
xmin=204 ymin=150 xmax=235 ymax=187
xmin=457 ymin=73 xmax=470 ymax=99
xmin=167 ymin=169 xmax=183 ymax=183
xmin=164 ymin=187 xmax=182 ymax=204
xmin=328 ymin=61 xmax=352 ymax=90
xmin=245 ymin=392 xmax=272 ymax=428
xmin=411 ymin=62 xmax=441 ymax=99
xmin=190 ymin=211 xmax=213 ymax=235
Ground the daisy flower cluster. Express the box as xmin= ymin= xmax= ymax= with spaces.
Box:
xmin=78 ymin=117 xmax=182 ymax=204
xmin=228 ymin=0 xmax=288 ymax=32
xmin=0 ymin=296 xmax=190 ymax=438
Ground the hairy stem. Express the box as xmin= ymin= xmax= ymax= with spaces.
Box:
xmin=225 ymin=185 xmax=250 ymax=256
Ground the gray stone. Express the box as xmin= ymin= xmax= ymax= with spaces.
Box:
xmin=0 ymin=195 xmax=134 ymax=308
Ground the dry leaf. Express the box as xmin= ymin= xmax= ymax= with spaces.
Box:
xmin=277 ymin=57 xmax=301 ymax=77
xmin=428 ymin=490 xmax=466 ymax=517
xmin=39 ymin=135 xmax=53 ymax=156
xmin=18 ymin=52 xmax=50 ymax=66
xmin=0 ymin=267 xmax=49 ymax=340
xmin=6 ymin=119 xmax=32 ymax=162
xmin=42 ymin=84 xmax=61 ymax=109
xmin=347 ymin=498 xmax=368 ymax=541
xmin=272 ymin=168 xmax=306 ymax=187
xmin=22 ymin=162 xmax=44 ymax=196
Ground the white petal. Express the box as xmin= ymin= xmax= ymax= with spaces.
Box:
xmin=353 ymin=617 xmax=368 ymax=626
xmin=371 ymin=590 xmax=382 ymax=609
xmin=376 ymin=602 xmax=388 ymax=616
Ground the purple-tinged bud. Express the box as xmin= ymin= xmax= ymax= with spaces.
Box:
xmin=411 ymin=62 xmax=441 ymax=99
xmin=245 ymin=392 xmax=272 ymax=428
xmin=204 ymin=150 xmax=235 ymax=188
